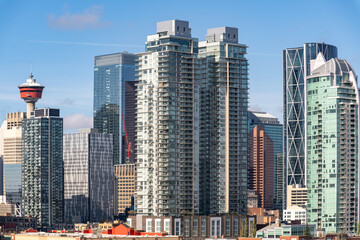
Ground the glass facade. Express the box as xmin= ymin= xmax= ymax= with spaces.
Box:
xmin=306 ymin=56 xmax=358 ymax=234
xmin=283 ymin=43 xmax=338 ymax=209
xmin=248 ymin=111 xmax=283 ymax=211
xmin=63 ymin=129 xmax=114 ymax=223
xmin=94 ymin=53 xmax=136 ymax=165
xmin=22 ymin=108 xmax=63 ymax=227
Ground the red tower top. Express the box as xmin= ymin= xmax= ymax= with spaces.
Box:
xmin=18 ymin=74 xmax=45 ymax=104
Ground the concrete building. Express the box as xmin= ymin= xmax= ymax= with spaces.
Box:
xmin=63 ymin=128 xmax=114 ymax=223
xmin=22 ymin=108 xmax=63 ymax=228
xmin=248 ymin=124 xmax=274 ymax=209
xmin=0 ymin=112 xmax=26 ymax=215
xmin=135 ymin=19 xmax=200 ymax=216
xmin=306 ymin=54 xmax=359 ymax=233
xmin=256 ymin=222 xmax=316 ymax=240
xmin=283 ymin=206 xmax=306 ymax=224
xmin=286 ymin=185 xmax=307 ymax=208
xmin=127 ymin=214 xmax=246 ymax=240
xmin=94 ymin=52 xmax=136 ymax=165
xmin=114 ymin=164 xmax=135 ymax=214
xmin=136 ymin=19 xmax=249 ymax=217
xmin=283 ymin=43 xmax=337 ymax=209
xmin=247 ymin=190 xmax=258 ymax=208
xmin=198 ymin=26 xmax=248 ymax=215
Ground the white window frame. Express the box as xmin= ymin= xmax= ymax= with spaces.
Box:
xmin=126 ymin=218 xmax=132 ymax=227
xmin=146 ymin=219 xmax=152 ymax=233
xmin=155 ymin=219 xmax=161 ymax=233
xmin=164 ymin=219 xmax=170 ymax=233
xmin=174 ymin=218 xmax=181 ymax=235
xmin=210 ymin=217 xmax=221 ymax=238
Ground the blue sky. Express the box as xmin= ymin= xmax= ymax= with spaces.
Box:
xmin=0 ymin=0 xmax=359 ymax=131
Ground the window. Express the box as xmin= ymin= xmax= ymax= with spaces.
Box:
xmin=211 ymin=220 xmax=215 ymax=237
xmin=184 ymin=219 xmax=189 ymax=237
xmin=201 ymin=219 xmax=206 ymax=237
xmin=164 ymin=219 xmax=170 ymax=233
xmin=146 ymin=219 xmax=152 ymax=233
xmin=193 ymin=219 xmax=198 ymax=237
xmin=175 ymin=219 xmax=181 ymax=235
xmin=234 ymin=219 xmax=238 ymax=236
xmin=210 ymin=217 xmax=221 ymax=238
xmin=155 ymin=219 xmax=161 ymax=233
xmin=226 ymin=219 xmax=230 ymax=236
xmin=126 ymin=218 xmax=132 ymax=227
xmin=217 ymin=220 xmax=221 ymax=237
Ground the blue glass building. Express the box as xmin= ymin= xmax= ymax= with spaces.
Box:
xmin=93 ymin=52 xmax=136 ymax=165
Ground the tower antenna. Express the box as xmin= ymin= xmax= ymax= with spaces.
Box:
xmin=30 ymin=61 xmax=33 ymax=78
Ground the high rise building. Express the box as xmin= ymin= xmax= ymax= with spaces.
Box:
xmin=124 ymin=81 xmax=136 ymax=164
xmin=22 ymin=108 xmax=63 ymax=228
xmin=198 ymin=27 xmax=248 ymax=215
xmin=248 ymin=124 xmax=274 ymax=209
xmin=0 ymin=112 xmax=25 ymax=216
xmin=136 ymin=20 xmax=200 ymax=216
xmin=248 ymin=111 xmax=283 ymax=210
xmin=63 ymin=128 xmax=114 ymax=223
xmin=94 ymin=52 xmax=136 ymax=165
xmin=114 ymin=164 xmax=135 ymax=214
xmin=283 ymin=43 xmax=337 ymax=209
xmin=306 ymin=54 xmax=359 ymax=233
xmin=135 ymin=20 xmax=249 ymax=216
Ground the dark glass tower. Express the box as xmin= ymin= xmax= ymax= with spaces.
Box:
xmin=283 ymin=43 xmax=337 ymax=209
xmin=22 ymin=108 xmax=63 ymax=228
xmin=94 ymin=53 xmax=136 ymax=165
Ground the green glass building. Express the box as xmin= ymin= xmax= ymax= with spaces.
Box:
xmin=306 ymin=53 xmax=359 ymax=234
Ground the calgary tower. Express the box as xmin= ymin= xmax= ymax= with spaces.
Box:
xmin=18 ymin=73 xmax=45 ymax=116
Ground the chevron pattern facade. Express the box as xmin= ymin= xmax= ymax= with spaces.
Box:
xmin=283 ymin=43 xmax=337 ymax=208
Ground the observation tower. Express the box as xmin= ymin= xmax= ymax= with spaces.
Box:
xmin=18 ymin=74 xmax=45 ymax=116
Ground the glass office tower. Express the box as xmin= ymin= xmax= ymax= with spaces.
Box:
xmin=306 ymin=54 xmax=359 ymax=234
xmin=22 ymin=108 xmax=63 ymax=228
xmin=64 ymin=129 xmax=114 ymax=223
xmin=283 ymin=43 xmax=337 ymax=209
xmin=94 ymin=52 xmax=136 ymax=165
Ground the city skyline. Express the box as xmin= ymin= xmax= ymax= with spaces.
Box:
xmin=1 ymin=0 xmax=359 ymax=132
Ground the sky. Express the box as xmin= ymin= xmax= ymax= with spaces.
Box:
xmin=0 ymin=0 xmax=359 ymax=132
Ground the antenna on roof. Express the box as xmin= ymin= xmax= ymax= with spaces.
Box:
xmin=30 ymin=61 xmax=33 ymax=79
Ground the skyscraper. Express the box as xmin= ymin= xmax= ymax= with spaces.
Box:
xmin=124 ymin=81 xmax=136 ymax=164
xmin=63 ymin=128 xmax=114 ymax=223
xmin=94 ymin=52 xmax=136 ymax=165
xmin=248 ymin=111 xmax=283 ymax=210
xmin=283 ymin=43 xmax=337 ymax=209
xmin=22 ymin=108 xmax=63 ymax=228
xmin=135 ymin=20 xmax=249 ymax=216
xmin=136 ymin=20 xmax=200 ymax=216
xmin=306 ymin=54 xmax=359 ymax=234
xmin=198 ymin=27 xmax=248 ymax=215
xmin=248 ymin=124 xmax=274 ymax=209
xmin=0 ymin=112 xmax=25 ymax=215
xmin=114 ymin=164 xmax=135 ymax=214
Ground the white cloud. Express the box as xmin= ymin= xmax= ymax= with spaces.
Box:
xmin=63 ymin=113 xmax=92 ymax=129
xmin=48 ymin=5 xmax=111 ymax=30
